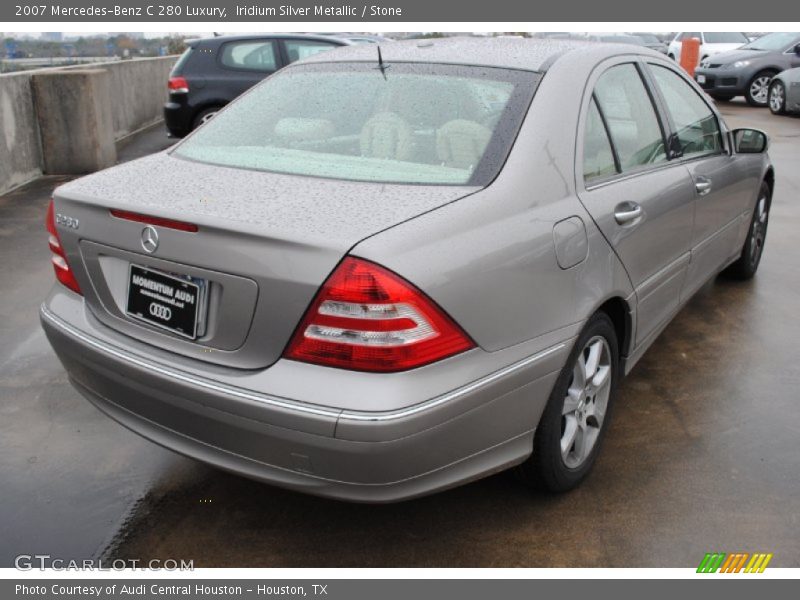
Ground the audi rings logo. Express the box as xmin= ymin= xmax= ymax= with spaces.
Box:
xmin=149 ymin=303 xmax=172 ymax=321
xmin=141 ymin=226 xmax=159 ymax=253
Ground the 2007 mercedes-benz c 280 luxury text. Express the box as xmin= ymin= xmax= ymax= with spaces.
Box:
xmin=41 ymin=38 xmax=773 ymax=502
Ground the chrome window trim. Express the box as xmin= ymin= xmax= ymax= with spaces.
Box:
xmin=644 ymin=59 xmax=728 ymax=159
xmin=578 ymin=57 xmax=674 ymax=191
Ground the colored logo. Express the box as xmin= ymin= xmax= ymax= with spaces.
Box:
xmin=697 ymin=552 xmax=773 ymax=573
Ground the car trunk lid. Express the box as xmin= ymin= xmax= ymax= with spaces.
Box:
xmin=52 ymin=152 xmax=478 ymax=369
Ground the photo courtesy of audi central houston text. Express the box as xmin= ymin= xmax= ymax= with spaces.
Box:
xmin=40 ymin=37 xmax=775 ymax=502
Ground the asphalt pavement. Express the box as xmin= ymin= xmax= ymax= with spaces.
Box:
xmin=1 ymin=105 xmax=799 ymax=568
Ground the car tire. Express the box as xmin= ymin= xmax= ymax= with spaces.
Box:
xmin=722 ymin=181 xmax=771 ymax=280
xmin=514 ymin=311 xmax=619 ymax=493
xmin=745 ymin=70 xmax=777 ymax=107
xmin=768 ymin=81 xmax=787 ymax=115
xmin=192 ymin=106 xmax=223 ymax=130
xmin=710 ymin=93 xmax=735 ymax=102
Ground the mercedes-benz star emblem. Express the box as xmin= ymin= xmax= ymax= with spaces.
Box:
xmin=141 ymin=226 xmax=159 ymax=253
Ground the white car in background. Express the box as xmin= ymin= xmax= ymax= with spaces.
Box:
xmin=668 ymin=32 xmax=749 ymax=63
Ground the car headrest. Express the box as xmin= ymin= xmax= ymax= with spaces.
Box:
xmin=360 ymin=112 xmax=413 ymax=161
xmin=436 ymin=120 xmax=492 ymax=170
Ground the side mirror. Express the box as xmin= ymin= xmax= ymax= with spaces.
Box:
xmin=666 ymin=132 xmax=684 ymax=159
xmin=794 ymin=42 xmax=800 ymax=56
xmin=733 ymin=128 xmax=769 ymax=154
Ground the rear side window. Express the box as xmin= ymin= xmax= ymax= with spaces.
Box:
xmin=649 ymin=65 xmax=722 ymax=159
xmin=220 ymin=40 xmax=277 ymax=72
xmin=284 ymin=40 xmax=338 ymax=63
xmin=593 ymin=64 xmax=667 ymax=172
xmin=583 ymin=98 xmax=617 ymax=182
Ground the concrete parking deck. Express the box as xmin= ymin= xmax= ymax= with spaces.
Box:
xmin=1 ymin=105 xmax=799 ymax=568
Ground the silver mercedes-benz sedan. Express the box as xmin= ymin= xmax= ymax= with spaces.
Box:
xmin=41 ymin=38 xmax=773 ymax=502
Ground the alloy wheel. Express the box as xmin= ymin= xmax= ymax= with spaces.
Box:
xmin=561 ymin=336 xmax=612 ymax=469
xmin=750 ymin=76 xmax=772 ymax=105
xmin=749 ymin=194 xmax=769 ymax=266
xmin=769 ymin=83 xmax=785 ymax=113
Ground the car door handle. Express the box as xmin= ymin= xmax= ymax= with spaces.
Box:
xmin=695 ymin=178 xmax=712 ymax=196
xmin=614 ymin=202 xmax=643 ymax=225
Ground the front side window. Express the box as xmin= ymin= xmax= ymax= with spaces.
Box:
xmin=650 ymin=65 xmax=722 ymax=159
xmin=220 ymin=41 xmax=277 ymax=72
xmin=593 ymin=64 xmax=667 ymax=172
xmin=174 ymin=62 xmax=538 ymax=186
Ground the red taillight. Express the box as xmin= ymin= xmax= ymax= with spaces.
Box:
xmin=168 ymin=76 xmax=189 ymax=93
xmin=46 ymin=200 xmax=81 ymax=295
xmin=284 ymin=257 xmax=475 ymax=372
xmin=109 ymin=209 xmax=198 ymax=232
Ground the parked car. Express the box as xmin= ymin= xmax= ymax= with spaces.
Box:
xmin=163 ymin=34 xmax=353 ymax=137
xmin=630 ymin=32 xmax=669 ymax=54
xmin=43 ymin=38 xmax=773 ymax=502
xmin=585 ymin=34 xmax=647 ymax=46
xmin=694 ymin=32 xmax=800 ymax=106
xmin=769 ymin=66 xmax=800 ymax=114
xmin=531 ymin=32 xmax=573 ymax=40
xmin=338 ymin=34 xmax=394 ymax=44
xmin=667 ymin=32 xmax=749 ymax=63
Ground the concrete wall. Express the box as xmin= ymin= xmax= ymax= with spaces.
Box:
xmin=62 ymin=56 xmax=176 ymax=140
xmin=0 ymin=72 xmax=43 ymax=192
xmin=0 ymin=56 xmax=176 ymax=195
xmin=33 ymin=69 xmax=117 ymax=175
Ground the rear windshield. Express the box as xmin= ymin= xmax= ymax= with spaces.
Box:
xmin=170 ymin=47 xmax=193 ymax=75
xmin=173 ymin=62 xmax=539 ymax=185
xmin=635 ymin=34 xmax=660 ymax=44
xmin=599 ymin=35 xmax=643 ymax=45
xmin=703 ymin=32 xmax=748 ymax=44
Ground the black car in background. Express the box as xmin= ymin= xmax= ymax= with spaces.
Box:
xmin=164 ymin=34 xmax=352 ymax=137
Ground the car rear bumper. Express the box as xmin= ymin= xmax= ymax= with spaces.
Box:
xmin=164 ymin=99 xmax=192 ymax=138
xmin=694 ymin=68 xmax=745 ymax=95
xmin=41 ymin=292 xmax=570 ymax=503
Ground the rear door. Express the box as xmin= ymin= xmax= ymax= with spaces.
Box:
xmin=577 ymin=59 xmax=696 ymax=347
xmin=644 ymin=60 xmax=756 ymax=298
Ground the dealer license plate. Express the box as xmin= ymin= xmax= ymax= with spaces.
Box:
xmin=126 ymin=264 xmax=205 ymax=339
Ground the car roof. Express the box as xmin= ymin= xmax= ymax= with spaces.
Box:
xmin=188 ymin=33 xmax=353 ymax=46
xmin=300 ymin=36 xmax=665 ymax=72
